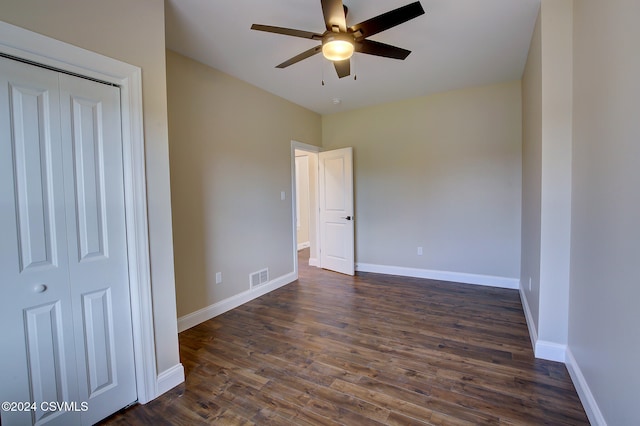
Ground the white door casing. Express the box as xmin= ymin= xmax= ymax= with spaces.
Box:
xmin=319 ymin=147 xmax=355 ymax=275
xmin=0 ymin=57 xmax=136 ymax=425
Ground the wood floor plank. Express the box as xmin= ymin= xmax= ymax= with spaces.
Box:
xmin=100 ymin=249 xmax=588 ymax=425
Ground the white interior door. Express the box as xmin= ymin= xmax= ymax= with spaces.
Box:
xmin=0 ymin=57 xmax=136 ymax=426
xmin=319 ymin=147 xmax=354 ymax=275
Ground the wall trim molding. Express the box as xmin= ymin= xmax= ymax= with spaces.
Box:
xmin=519 ymin=287 xmax=538 ymax=351
xmin=355 ymin=263 xmax=520 ymax=289
xmin=309 ymin=257 xmax=319 ymax=267
xmin=178 ymin=271 xmax=297 ymax=332
xmin=156 ymin=364 xmax=185 ymax=397
xmin=519 ymin=286 xmax=567 ymax=362
xmin=534 ymin=340 xmax=566 ymax=362
xmin=565 ymin=348 xmax=607 ymax=426
xmin=297 ymin=242 xmax=310 ymax=250
xmin=0 ymin=20 xmax=169 ymax=403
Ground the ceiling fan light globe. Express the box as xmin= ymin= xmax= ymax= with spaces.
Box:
xmin=322 ymin=32 xmax=354 ymax=61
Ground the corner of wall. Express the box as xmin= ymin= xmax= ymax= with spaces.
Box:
xmin=520 ymin=285 xmax=567 ymax=363
xmin=519 ymin=285 xmax=537 ymax=351
xmin=534 ymin=340 xmax=566 ymax=363
xmin=156 ymin=363 xmax=185 ymax=398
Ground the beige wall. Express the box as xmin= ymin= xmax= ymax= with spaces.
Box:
xmin=0 ymin=0 xmax=180 ymax=374
xmin=522 ymin=0 xmax=639 ymax=421
xmin=538 ymin=0 xmax=573 ymax=348
xmin=166 ymin=51 xmax=321 ymax=318
xmin=300 ymin=149 xmax=320 ymax=264
xmin=521 ymin=0 xmax=573 ymax=354
xmin=322 ymin=81 xmax=522 ymax=279
xmin=295 ymin=153 xmax=310 ymax=246
xmin=520 ymin=8 xmax=542 ymax=332
xmin=570 ymin=0 xmax=640 ymax=424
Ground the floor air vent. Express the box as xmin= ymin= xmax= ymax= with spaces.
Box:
xmin=250 ymin=268 xmax=269 ymax=289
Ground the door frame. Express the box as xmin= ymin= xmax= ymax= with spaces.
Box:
xmin=291 ymin=141 xmax=321 ymax=276
xmin=0 ymin=21 xmax=158 ymax=403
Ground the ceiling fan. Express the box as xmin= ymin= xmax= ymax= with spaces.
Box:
xmin=251 ymin=0 xmax=425 ymax=79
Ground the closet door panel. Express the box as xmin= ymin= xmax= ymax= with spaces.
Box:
xmin=69 ymin=95 xmax=108 ymax=262
xmin=10 ymin=83 xmax=58 ymax=271
xmin=0 ymin=57 xmax=81 ymax=426
xmin=59 ymin=74 xmax=137 ymax=425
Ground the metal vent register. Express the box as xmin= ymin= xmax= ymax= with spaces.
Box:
xmin=250 ymin=268 xmax=269 ymax=288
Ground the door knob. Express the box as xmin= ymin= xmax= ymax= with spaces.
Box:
xmin=33 ymin=284 xmax=47 ymax=293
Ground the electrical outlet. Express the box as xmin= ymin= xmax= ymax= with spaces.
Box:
xmin=216 ymin=272 xmax=222 ymax=284
xmin=417 ymin=246 xmax=423 ymax=256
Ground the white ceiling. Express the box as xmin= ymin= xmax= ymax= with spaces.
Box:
xmin=165 ymin=0 xmax=540 ymax=115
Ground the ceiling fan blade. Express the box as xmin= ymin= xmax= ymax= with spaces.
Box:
xmin=276 ymin=46 xmax=323 ymax=68
xmin=333 ymin=59 xmax=350 ymax=78
xmin=349 ymin=1 xmax=425 ymax=41
xmin=251 ymin=24 xmax=323 ymax=40
xmin=355 ymin=39 xmax=411 ymax=60
xmin=321 ymin=0 xmax=347 ymax=32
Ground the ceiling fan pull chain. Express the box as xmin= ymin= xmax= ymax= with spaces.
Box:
xmin=353 ymin=53 xmax=357 ymax=80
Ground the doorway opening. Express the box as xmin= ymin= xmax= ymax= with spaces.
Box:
xmin=291 ymin=141 xmax=320 ymax=276
xmin=291 ymin=141 xmax=356 ymax=277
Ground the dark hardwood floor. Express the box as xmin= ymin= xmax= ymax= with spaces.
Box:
xmin=101 ymin=249 xmax=588 ymax=425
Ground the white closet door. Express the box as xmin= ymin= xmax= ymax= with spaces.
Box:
xmin=0 ymin=57 xmax=82 ymax=426
xmin=58 ymin=74 xmax=136 ymax=425
xmin=0 ymin=57 xmax=136 ymax=426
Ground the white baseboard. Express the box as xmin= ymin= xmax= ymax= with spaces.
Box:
xmin=519 ymin=287 xmax=538 ymax=351
xmin=534 ymin=340 xmax=566 ymax=362
xmin=309 ymin=257 xmax=319 ymax=267
xmin=355 ymin=263 xmax=520 ymax=289
xmin=519 ymin=286 xmax=566 ymax=362
xmin=297 ymin=242 xmax=310 ymax=250
xmin=177 ymin=271 xmax=297 ymax=332
xmin=156 ymin=363 xmax=185 ymax=397
xmin=565 ymin=348 xmax=607 ymax=426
